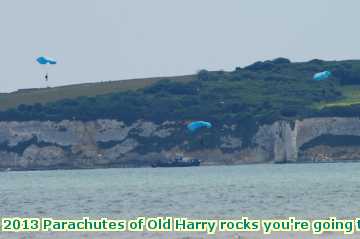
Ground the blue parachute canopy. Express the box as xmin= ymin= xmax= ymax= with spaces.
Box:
xmin=313 ymin=71 xmax=331 ymax=81
xmin=187 ymin=121 xmax=212 ymax=132
xmin=36 ymin=56 xmax=57 ymax=65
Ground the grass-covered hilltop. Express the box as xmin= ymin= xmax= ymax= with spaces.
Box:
xmin=2 ymin=58 xmax=360 ymax=141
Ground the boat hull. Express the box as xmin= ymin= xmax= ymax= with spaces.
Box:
xmin=151 ymin=160 xmax=200 ymax=168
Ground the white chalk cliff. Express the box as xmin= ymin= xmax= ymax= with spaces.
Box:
xmin=0 ymin=117 xmax=360 ymax=170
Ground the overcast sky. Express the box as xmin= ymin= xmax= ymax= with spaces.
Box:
xmin=0 ymin=0 xmax=359 ymax=92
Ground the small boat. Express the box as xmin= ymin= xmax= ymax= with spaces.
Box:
xmin=151 ymin=156 xmax=200 ymax=168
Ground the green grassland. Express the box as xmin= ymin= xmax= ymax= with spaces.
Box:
xmin=2 ymin=58 xmax=360 ymax=126
xmin=316 ymin=85 xmax=360 ymax=108
xmin=0 ymin=74 xmax=195 ymax=110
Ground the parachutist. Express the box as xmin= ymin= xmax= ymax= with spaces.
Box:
xmin=36 ymin=56 xmax=56 ymax=83
xmin=187 ymin=121 xmax=212 ymax=147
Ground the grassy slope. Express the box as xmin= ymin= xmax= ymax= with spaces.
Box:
xmin=0 ymin=75 xmax=195 ymax=110
xmin=2 ymin=59 xmax=360 ymax=114
xmin=316 ymin=85 xmax=360 ymax=108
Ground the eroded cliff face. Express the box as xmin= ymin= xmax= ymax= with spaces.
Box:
xmin=0 ymin=117 xmax=360 ymax=170
xmin=254 ymin=117 xmax=360 ymax=163
xmin=0 ymin=120 xmax=175 ymax=170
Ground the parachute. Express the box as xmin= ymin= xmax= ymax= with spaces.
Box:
xmin=187 ymin=121 xmax=212 ymax=132
xmin=36 ymin=56 xmax=57 ymax=65
xmin=313 ymin=71 xmax=331 ymax=81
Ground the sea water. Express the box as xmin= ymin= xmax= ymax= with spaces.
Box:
xmin=1 ymin=163 xmax=359 ymax=238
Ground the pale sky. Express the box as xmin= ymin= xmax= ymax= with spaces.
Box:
xmin=0 ymin=0 xmax=359 ymax=92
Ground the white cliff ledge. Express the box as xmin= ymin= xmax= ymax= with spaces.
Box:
xmin=1 ymin=117 xmax=360 ymax=170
